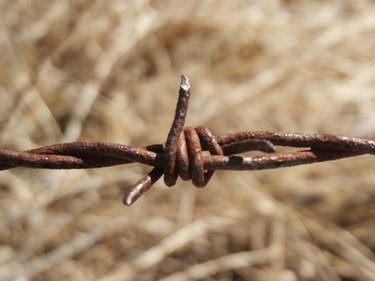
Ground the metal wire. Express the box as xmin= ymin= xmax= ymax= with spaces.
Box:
xmin=0 ymin=75 xmax=374 ymax=205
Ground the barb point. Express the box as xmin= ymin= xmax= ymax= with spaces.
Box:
xmin=180 ymin=75 xmax=190 ymax=91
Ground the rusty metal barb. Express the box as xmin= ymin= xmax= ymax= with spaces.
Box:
xmin=164 ymin=75 xmax=191 ymax=186
xmin=0 ymin=75 xmax=374 ymax=205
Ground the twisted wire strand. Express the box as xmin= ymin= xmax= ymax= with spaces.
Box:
xmin=0 ymin=76 xmax=374 ymax=205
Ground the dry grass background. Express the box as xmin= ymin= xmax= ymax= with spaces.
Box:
xmin=0 ymin=0 xmax=374 ymax=280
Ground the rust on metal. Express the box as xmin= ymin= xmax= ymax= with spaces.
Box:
xmin=0 ymin=75 xmax=374 ymax=205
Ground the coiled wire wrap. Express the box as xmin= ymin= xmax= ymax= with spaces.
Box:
xmin=124 ymin=76 xmax=275 ymax=204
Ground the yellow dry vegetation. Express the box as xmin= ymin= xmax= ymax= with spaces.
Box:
xmin=0 ymin=1 xmax=374 ymax=280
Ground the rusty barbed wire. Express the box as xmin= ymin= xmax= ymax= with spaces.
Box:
xmin=0 ymin=75 xmax=374 ymax=205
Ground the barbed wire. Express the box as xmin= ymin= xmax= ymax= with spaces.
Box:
xmin=0 ymin=75 xmax=374 ymax=205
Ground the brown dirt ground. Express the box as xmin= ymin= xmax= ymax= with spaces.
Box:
xmin=0 ymin=1 xmax=374 ymax=280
